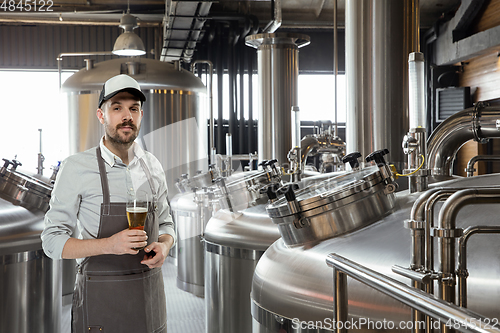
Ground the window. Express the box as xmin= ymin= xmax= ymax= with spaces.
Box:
xmin=298 ymin=74 xmax=346 ymax=123
xmin=203 ymin=73 xmax=346 ymax=123
xmin=0 ymin=71 xmax=73 ymax=175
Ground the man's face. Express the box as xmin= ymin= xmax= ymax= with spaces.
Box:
xmin=97 ymin=91 xmax=143 ymax=146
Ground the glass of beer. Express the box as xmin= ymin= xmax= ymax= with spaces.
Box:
xmin=126 ymin=191 xmax=149 ymax=250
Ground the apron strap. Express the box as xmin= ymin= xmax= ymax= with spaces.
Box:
xmin=97 ymin=146 xmax=157 ymax=211
xmin=96 ymin=147 xmax=111 ymax=209
xmin=139 ymin=157 xmax=157 ymax=197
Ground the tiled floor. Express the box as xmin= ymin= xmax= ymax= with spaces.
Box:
xmin=61 ymin=259 xmax=206 ymax=333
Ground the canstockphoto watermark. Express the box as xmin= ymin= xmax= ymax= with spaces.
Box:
xmin=291 ymin=318 xmax=429 ymax=330
xmin=291 ymin=317 xmax=499 ymax=331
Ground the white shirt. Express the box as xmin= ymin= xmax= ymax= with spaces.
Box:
xmin=41 ymin=138 xmax=176 ymax=261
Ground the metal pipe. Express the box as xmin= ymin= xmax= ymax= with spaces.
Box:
xmin=248 ymin=44 xmax=255 ymax=156
xmin=406 ymin=51 xmax=428 ymax=194
xmin=424 ymin=189 xmax=455 ymax=333
xmin=0 ymin=17 xmax=161 ymax=27
xmin=239 ymin=41 xmax=245 ymax=155
xmin=228 ymin=32 xmax=236 ymax=152
xmin=223 ymin=153 xmax=257 ymax=161
xmin=326 ymin=253 xmax=500 ymax=333
xmin=424 ymin=186 xmax=500 ymax=272
xmin=411 ymin=0 xmax=420 ymax=53
xmin=410 ymin=187 xmax=469 ymax=333
xmin=409 ymin=188 xmax=444 ymax=224
xmin=392 ymin=265 xmax=432 ymax=284
xmin=457 ymin=226 xmax=500 ymax=308
xmin=333 ymin=0 xmax=338 ymax=138
xmin=216 ymin=26 xmax=224 ymax=155
xmin=245 ymin=33 xmax=310 ymax=165
xmin=425 ymin=190 xmax=457 ymax=271
xmin=191 ymin=60 xmax=215 ymax=163
xmin=262 ymin=0 xmax=282 ymax=33
xmin=407 ymin=188 xmax=434 ymax=333
xmin=437 ymin=188 xmax=500 ymax=332
xmin=346 ymin=0 xmax=411 ymax=170
xmin=466 ymin=155 xmax=500 ymax=177
xmin=427 ymin=104 xmax=500 ymax=176
xmin=332 ymin=267 xmax=347 ymax=333
xmin=57 ymin=51 xmax=113 ymax=89
xmin=37 ymin=129 xmax=44 ymax=176
xmin=292 ymin=106 xmax=301 ymax=148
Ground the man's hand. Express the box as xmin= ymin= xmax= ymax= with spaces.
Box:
xmin=61 ymin=229 xmax=148 ymax=259
xmin=106 ymin=229 xmax=148 ymax=255
xmin=141 ymin=234 xmax=174 ymax=268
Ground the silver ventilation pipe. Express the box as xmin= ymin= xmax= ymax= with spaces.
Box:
xmin=427 ymin=103 xmax=500 ymax=176
xmin=262 ymin=0 xmax=282 ymax=33
xmin=245 ymin=33 xmax=310 ymax=166
xmin=345 ymin=0 xmax=412 ymax=169
xmin=436 ymin=188 xmax=500 ymax=332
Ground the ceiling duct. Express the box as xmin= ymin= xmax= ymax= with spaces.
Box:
xmin=161 ymin=0 xmax=212 ymax=63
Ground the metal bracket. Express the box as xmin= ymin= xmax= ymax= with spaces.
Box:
xmin=439 ymin=272 xmax=456 ymax=286
xmin=404 ymin=219 xmax=425 ymax=230
xmin=384 ymin=183 xmax=397 ymax=194
xmin=472 ymin=101 xmax=490 ymax=144
xmin=431 ymin=227 xmax=464 ymax=238
xmin=392 ymin=265 xmax=438 ymax=284
xmin=293 ymin=217 xmax=310 ymax=229
xmin=455 ymin=268 xmax=469 ymax=279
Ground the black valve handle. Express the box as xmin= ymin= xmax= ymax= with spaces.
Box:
xmin=2 ymin=158 xmax=12 ymax=169
xmin=342 ymin=152 xmax=362 ymax=169
xmin=259 ymin=184 xmax=280 ymax=201
xmin=267 ymin=159 xmax=278 ymax=166
xmin=11 ymin=159 xmax=22 ymax=170
xmin=365 ymin=149 xmax=390 ymax=167
xmin=258 ymin=160 xmax=269 ymax=168
xmin=278 ymin=184 xmax=300 ymax=202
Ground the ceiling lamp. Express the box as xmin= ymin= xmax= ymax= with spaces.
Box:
xmin=112 ymin=13 xmax=146 ymax=56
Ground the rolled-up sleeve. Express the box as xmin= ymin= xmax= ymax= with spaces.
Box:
xmin=41 ymin=158 xmax=80 ymax=260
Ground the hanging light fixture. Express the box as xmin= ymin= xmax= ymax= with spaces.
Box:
xmin=112 ymin=12 xmax=146 ymax=56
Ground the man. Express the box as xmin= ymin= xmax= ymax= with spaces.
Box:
xmin=42 ymin=74 xmax=175 ymax=333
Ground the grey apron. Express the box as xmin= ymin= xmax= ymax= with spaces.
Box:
xmin=72 ymin=147 xmax=167 ymax=333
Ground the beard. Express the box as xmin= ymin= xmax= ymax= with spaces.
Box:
xmin=104 ymin=119 xmax=140 ymax=147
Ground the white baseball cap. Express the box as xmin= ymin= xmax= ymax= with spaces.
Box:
xmin=98 ymin=74 xmax=146 ymax=108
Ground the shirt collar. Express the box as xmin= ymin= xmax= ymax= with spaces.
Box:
xmin=99 ymin=137 xmax=145 ymax=167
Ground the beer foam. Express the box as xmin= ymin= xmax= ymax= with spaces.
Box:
xmin=126 ymin=207 xmax=148 ymax=213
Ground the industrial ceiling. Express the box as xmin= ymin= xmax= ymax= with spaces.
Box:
xmin=0 ymin=0 xmax=463 ymax=63
xmin=0 ymin=0 xmax=461 ymax=27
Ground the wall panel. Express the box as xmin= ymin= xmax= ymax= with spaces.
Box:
xmin=459 ymin=49 xmax=500 ymax=102
xmin=0 ymin=24 xmax=157 ymax=70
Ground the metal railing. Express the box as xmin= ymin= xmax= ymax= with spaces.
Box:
xmin=326 ymin=253 xmax=500 ymax=333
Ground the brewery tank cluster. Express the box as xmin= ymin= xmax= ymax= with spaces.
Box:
xmin=248 ymin=0 xmax=500 ymax=332
xmin=6 ymin=1 xmax=500 ymax=332
xmin=0 ymin=159 xmax=61 ymax=332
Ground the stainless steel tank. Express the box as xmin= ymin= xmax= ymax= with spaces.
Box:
xmin=345 ymin=0 xmax=413 ymax=170
xmin=251 ymin=164 xmax=500 ymax=332
xmin=245 ymin=33 xmax=310 ymax=166
xmin=0 ymin=159 xmax=61 ymax=333
xmin=62 ymin=58 xmax=208 ymax=200
xmin=203 ymin=164 xmax=284 ymax=333
xmin=170 ymin=170 xmax=218 ymax=297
